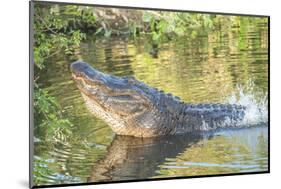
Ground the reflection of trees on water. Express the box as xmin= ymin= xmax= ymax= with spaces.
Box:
xmin=78 ymin=16 xmax=268 ymax=105
xmin=156 ymin=127 xmax=268 ymax=177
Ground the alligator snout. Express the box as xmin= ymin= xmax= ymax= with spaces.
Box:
xmin=70 ymin=61 xmax=109 ymax=86
xmin=71 ymin=61 xmax=98 ymax=78
xmin=70 ymin=61 xmax=89 ymax=75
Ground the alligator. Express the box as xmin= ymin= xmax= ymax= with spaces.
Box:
xmin=70 ymin=61 xmax=247 ymax=137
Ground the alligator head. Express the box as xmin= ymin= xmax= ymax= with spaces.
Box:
xmin=70 ymin=61 xmax=174 ymax=137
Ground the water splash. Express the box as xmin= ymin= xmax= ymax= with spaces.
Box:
xmin=226 ymin=81 xmax=268 ymax=126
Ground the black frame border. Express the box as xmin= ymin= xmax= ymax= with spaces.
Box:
xmin=29 ymin=0 xmax=270 ymax=188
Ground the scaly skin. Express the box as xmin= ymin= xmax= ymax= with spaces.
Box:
xmin=70 ymin=61 xmax=246 ymax=137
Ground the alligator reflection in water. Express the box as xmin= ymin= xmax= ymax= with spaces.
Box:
xmin=88 ymin=133 xmax=203 ymax=182
xmin=88 ymin=126 xmax=268 ymax=182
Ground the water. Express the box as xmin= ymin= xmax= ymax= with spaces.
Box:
xmin=33 ymin=19 xmax=268 ymax=185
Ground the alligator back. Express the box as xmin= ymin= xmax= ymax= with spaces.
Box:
xmin=174 ymin=103 xmax=246 ymax=133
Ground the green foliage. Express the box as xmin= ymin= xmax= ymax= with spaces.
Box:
xmin=33 ymin=3 xmax=91 ymax=141
xmin=142 ymin=12 xmax=215 ymax=43
xmin=33 ymin=4 xmax=88 ymax=69
xmin=34 ymin=87 xmax=58 ymax=114
xmin=34 ymin=87 xmax=73 ymax=142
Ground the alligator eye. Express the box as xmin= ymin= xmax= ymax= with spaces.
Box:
xmin=175 ymin=96 xmax=181 ymax=100
xmin=109 ymin=95 xmax=136 ymax=102
xmin=123 ymin=76 xmax=136 ymax=84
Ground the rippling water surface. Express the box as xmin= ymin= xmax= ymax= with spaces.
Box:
xmin=34 ymin=18 xmax=268 ymax=185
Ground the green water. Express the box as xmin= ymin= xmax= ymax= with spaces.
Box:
xmin=33 ymin=19 xmax=268 ymax=185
